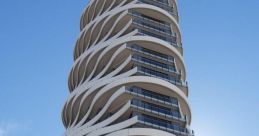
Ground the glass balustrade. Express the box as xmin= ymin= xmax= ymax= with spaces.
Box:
xmin=132 ymin=16 xmax=173 ymax=36
xmin=129 ymin=10 xmax=171 ymax=27
xmin=127 ymin=44 xmax=175 ymax=62
xmin=131 ymin=99 xmax=183 ymax=120
xmin=128 ymin=10 xmax=181 ymax=48
xmin=137 ymin=114 xmax=193 ymax=135
xmin=136 ymin=29 xmax=177 ymax=46
xmin=137 ymin=0 xmax=177 ymax=17
xmin=132 ymin=55 xmax=176 ymax=72
xmin=135 ymin=66 xmax=187 ymax=87
xmin=126 ymin=86 xmax=178 ymax=106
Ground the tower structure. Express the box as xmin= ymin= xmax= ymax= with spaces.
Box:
xmin=62 ymin=0 xmax=194 ymax=135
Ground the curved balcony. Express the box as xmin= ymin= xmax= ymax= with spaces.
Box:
xmin=131 ymin=99 xmax=185 ymax=122
xmin=132 ymin=55 xmax=177 ymax=73
xmin=126 ymin=86 xmax=178 ymax=107
xmin=129 ymin=10 xmax=172 ymax=34
xmin=127 ymin=44 xmax=175 ymax=63
xmin=136 ymin=114 xmax=194 ymax=136
xmin=136 ymin=0 xmax=177 ymax=18
xmin=134 ymin=66 xmax=188 ymax=87
xmin=136 ymin=29 xmax=178 ymax=47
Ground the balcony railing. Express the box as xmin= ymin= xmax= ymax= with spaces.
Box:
xmin=137 ymin=115 xmax=194 ymax=136
xmin=127 ymin=44 xmax=175 ymax=63
xmin=131 ymin=99 xmax=185 ymax=122
xmin=131 ymin=13 xmax=173 ymax=36
xmin=126 ymin=86 xmax=178 ymax=106
xmin=132 ymin=55 xmax=176 ymax=73
xmin=135 ymin=66 xmax=188 ymax=87
xmin=136 ymin=0 xmax=177 ymax=17
xmin=136 ymin=29 xmax=177 ymax=46
xmin=128 ymin=10 xmax=181 ymax=48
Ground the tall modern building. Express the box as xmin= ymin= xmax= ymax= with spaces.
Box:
xmin=62 ymin=0 xmax=194 ymax=135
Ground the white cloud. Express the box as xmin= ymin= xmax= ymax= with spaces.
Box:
xmin=0 ymin=128 xmax=5 ymax=136
xmin=0 ymin=121 xmax=20 ymax=136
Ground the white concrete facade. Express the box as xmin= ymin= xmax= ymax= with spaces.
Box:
xmin=62 ymin=0 xmax=194 ymax=135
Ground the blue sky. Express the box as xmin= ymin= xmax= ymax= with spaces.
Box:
xmin=0 ymin=0 xmax=258 ymax=136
